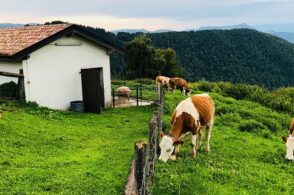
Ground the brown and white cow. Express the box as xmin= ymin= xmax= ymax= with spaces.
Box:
xmin=290 ymin=118 xmax=294 ymax=134
xmin=156 ymin=76 xmax=170 ymax=90
xmin=169 ymin=77 xmax=190 ymax=96
xmin=282 ymin=118 xmax=294 ymax=160
xmin=159 ymin=94 xmax=215 ymax=162
xmin=282 ymin=135 xmax=294 ymax=160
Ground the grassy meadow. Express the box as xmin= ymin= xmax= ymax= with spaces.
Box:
xmin=153 ymin=85 xmax=293 ymax=195
xmin=0 ymin=100 xmax=152 ymax=194
xmin=0 ymin=80 xmax=293 ymax=194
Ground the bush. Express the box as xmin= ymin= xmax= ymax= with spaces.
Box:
xmin=239 ymin=120 xmax=268 ymax=133
xmin=257 ymin=118 xmax=282 ymax=133
xmin=218 ymin=113 xmax=242 ymax=126
xmin=216 ymin=105 xmax=236 ymax=115
xmin=197 ymin=81 xmax=221 ymax=93
xmin=135 ymin=78 xmax=155 ymax=85
xmin=0 ymin=82 xmax=19 ymax=98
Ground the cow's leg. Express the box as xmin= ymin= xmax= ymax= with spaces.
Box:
xmin=182 ymin=88 xmax=186 ymax=96
xmin=191 ymin=133 xmax=197 ymax=157
xmin=197 ymin=130 xmax=202 ymax=152
xmin=205 ymin=120 xmax=214 ymax=154
xmin=157 ymin=83 xmax=160 ymax=94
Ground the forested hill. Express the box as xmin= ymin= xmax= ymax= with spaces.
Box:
xmin=148 ymin=29 xmax=294 ymax=88
xmin=91 ymin=27 xmax=294 ymax=88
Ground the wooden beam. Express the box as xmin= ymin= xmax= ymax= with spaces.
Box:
xmin=124 ymin=160 xmax=137 ymax=195
xmin=0 ymin=71 xmax=24 ymax=78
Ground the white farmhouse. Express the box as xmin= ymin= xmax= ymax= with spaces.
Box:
xmin=0 ymin=24 xmax=122 ymax=112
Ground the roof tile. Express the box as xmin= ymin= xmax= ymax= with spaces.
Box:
xmin=0 ymin=24 xmax=72 ymax=56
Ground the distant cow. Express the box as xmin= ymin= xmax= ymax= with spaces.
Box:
xmin=159 ymin=94 xmax=215 ymax=162
xmin=290 ymin=118 xmax=294 ymax=134
xmin=156 ymin=76 xmax=170 ymax=90
xmin=282 ymin=134 xmax=294 ymax=160
xmin=169 ymin=77 xmax=190 ymax=95
xmin=116 ymin=86 xmax=131 ymax=100
xmin=281 ymin=118 xmax=294 ymax=160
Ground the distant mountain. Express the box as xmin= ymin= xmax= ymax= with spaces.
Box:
xmin=0 ymin=23 xmax=24 ymax=28
xmin=193 ymin=23 xmax=294 ymax=43
xmin=271 ymin=32 xmax=294 ymax=43
xmin=111 ymin=28 xmax=294 ymax=88
xmin=254 ymin=23 xmax=294 ymax=33
xmin=0 ymin=23 xmax=39 ymax=28
xmin=112 ymin=28 xmax=171 ymax=34
xmin=197 ymin=23 xmax=253 ymax=31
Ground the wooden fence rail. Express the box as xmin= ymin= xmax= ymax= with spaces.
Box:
xmin=125 ymin=86 xmax=165 ymax=195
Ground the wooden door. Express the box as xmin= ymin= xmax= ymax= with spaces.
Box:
xmin=81 ymin=68 xmax=104 ymax=113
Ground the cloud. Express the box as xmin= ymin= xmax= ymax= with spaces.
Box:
xmin=0 ymin=0 xmax=294 ymax=30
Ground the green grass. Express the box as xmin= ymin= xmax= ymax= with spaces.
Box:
xmin=0 ymin=101 xmax=153 ymax=194
xmin=153 ymin=90 xmax=293 ymax=195
xmin=1 ymin=79 xmax=293 ymax=194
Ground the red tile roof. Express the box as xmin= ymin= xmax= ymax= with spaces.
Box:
xmin=0 ymin=24 xmax=72 ymax=56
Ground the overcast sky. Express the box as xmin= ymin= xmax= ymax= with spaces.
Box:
xmin=0 ymin=0 xmax=293 ymax=31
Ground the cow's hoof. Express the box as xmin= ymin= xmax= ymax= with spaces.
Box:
xmin=205 ymin=148 xmax=210 ymax=154
xmin=191 ymin=152 xmax=196 ymax=158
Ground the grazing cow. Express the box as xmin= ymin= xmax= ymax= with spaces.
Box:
xmin=282 ymin=118 xmax=294 ymax=160
xmin=156 ymin=76 xmax=170 ymax=90
xmin=282 ymin=135 xmax=294 ymax=160
xmin=159 ymin=94 xmax=215 ymax=162
xmin=169 ymin=77 xmax=190 ymax=95
xmin=290 ymin=118 xmax=294 ymax=134
xmin=116 ymin=86 xmax=131 ymax=100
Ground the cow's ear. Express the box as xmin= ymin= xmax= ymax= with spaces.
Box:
xmin=282 ymin=136 xmax=288 ymax=143
xmin=173 ymin=140 xmax=184 ymax=146
xmin=160 ymin=131 xmax=165 ymax=138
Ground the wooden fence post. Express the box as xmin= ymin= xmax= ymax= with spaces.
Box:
xmin=136 ymin=87 xmax=139 ymax=106
xmin=126 ymin=86 xmax=165 ymax=195
xmin=134 ymin=141 xmax=147 ymax=192
xmin=140 ymin=83 xmax=142 ymax=104
xmin=112 ymin=88 xmax=115 ymax=108
xmin=18 ymin=69 xmax=25 ymax=100
xmin=144 ymin=116 xmax=158 ymax=195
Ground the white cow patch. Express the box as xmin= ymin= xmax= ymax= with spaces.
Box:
xmin=285 ymin=135 xmax=294 ymax=160
xmin=159 ymin=135 xmax=174 ymax=163
xmin=175 ymin=97 xmax=199 ymax=121
xmin=196 ymin=93 xmax=209 ymax=97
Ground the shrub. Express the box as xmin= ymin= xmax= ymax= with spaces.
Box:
xmin=197 ymin=81 xmax=221 ymax=93
xmin=216 ymin=105 xmax=236 ymax=115
xmin=0 ymin=82 xmax=19 ymax=98
xmin=135 ymin=78 xmax=155 ymax=85
xmin=218 ymin=113 xmax=242 ymax=126
xmin=239 ymin=120 xmax=268 ymax=133
xmin=257 ymin=118 xmax=282 ymax=133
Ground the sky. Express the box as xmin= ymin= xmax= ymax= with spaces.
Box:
xmin=0 ymin=0 xmax=294 ymax=31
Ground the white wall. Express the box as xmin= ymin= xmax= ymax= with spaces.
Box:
xmin=0 ymin=61 xmax=22 ymax=84
xmin=22 ymin=35 xmax=111 ymax=110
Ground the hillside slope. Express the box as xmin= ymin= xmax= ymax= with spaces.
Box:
xmin=148 ymin=29 xmax=294 ymax=88
xmin=113 ymin=29 xmax=294 ymax=88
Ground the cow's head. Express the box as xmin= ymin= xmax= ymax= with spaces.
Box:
xmin=159 ymin=132 xmax=183 ymax=162
xmin=282 ymin=135 xmax=294 ymax=160
xmin=159 ymin=132 xmax=174 ymax=162
xmin=184 ymin=87 xmax=190 ymax=96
